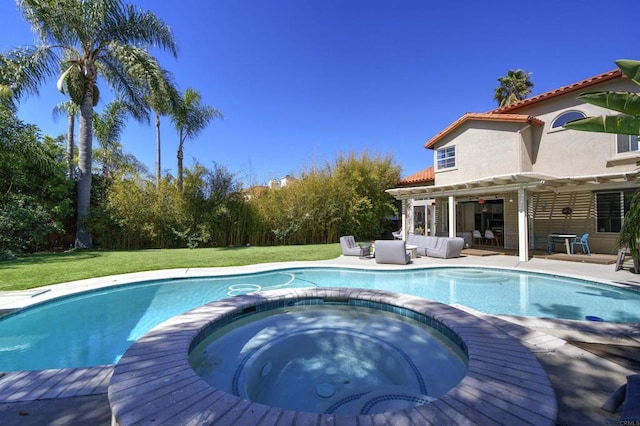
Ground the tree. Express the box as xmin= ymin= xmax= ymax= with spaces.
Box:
xmin=494 ymin=69 xmax=534 ymax=107
xmin=93 ymin=100 xmax=148 ymax=179
xmin=0 ymin=104 xmax=72 ymax=256
xmin=144 ymin=69 xmax=179 ymax=187
xmin=170 ymin=88 xmax=223 ymax=191
xmin=563 ymin=59 xmax=640 ymax=270
xmin=52 ymin=100 xmax=80 ymax=179
xmin=5 ymin=0 xmax=177 ymax=248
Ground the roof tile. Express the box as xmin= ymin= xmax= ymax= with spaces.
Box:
xmin=398 ymin=166 xmax=434 ymax=186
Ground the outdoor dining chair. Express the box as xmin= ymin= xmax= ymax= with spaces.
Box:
xmin=484 ymin=229 xmax=499 ymax=246
xmin=570 ymin=233 xmax=591 ymax=255
xmin=472 ymin=230 xmax=484 ymax=245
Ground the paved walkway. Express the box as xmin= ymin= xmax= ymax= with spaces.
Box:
xmin=1 ymin=252 xmax=639 ymax=425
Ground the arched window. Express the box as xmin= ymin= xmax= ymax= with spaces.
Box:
xmin=551 ymin=110 xmax=586 ymax=129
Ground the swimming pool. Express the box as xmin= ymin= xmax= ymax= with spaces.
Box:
xmin=1 ymin=266 xmax=639 ymax=371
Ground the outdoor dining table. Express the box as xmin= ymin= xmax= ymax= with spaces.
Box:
xmin=548 ymin=234 xmax=577 ymax=255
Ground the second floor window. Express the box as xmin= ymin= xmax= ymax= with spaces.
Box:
xmin=617 ymin=134 xmax=639 ymax=154
xmin=552 ymin=110 xmax=586 ymax=129
xmin=437 ymin=146 xmax=456 ymax=170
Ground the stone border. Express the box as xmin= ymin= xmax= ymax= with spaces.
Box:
xmin=109 ymin=288 xmax=557 ymax=425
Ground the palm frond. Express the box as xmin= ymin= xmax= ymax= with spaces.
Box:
xmin=616 ymin=59 xmax=640 ymax=87
xmin=92 ymin=100 xmax=131 ymax=149
xmin=99 ymin=42 xmax=173 ymax=122
xmin=576 ymin=91 xmax=640 ymax=116
xmin=110 ymin=4 xmax=178 ymax=57
xmin=2 ymin=46 xmax=59 ymax=100
xmin=172 ymin=88 xmax=224 ymax=140
xmin=564 ymin=114 xmax=640 ymax=135
xmin=52 ymin=100 xmax=80 ymax=121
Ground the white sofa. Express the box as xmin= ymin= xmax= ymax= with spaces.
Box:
xmin=406 ymin=235 xmax=465 ymax=259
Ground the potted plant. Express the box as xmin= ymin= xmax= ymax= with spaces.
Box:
xmin=618 ymin=191 xmax=640 ymax=273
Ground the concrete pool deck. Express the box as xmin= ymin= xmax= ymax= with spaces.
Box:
xmin=1 ymin=253 xmax=639 ymax=425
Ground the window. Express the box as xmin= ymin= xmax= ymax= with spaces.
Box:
xmin=551 ymin=111 xmax=586 ymax=128
xmin=437 ymin=146 xmax=456 ymax=170
xmin=596 ymin=190 xmax=635 ymax=232
xmin=617 ymin=134 xmax=640 ymax=154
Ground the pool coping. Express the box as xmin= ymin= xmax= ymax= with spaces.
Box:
xmin=108 ymin=287 xmax=557 ymax=425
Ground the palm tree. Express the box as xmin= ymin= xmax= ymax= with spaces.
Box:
xmin=494 ymin=69 xmax=534 ymax=107
xmin=144 ymin=69 xmax=179 ymax=186
xmin=92 ymin=100 xmax=137 ymax=178
xmin=5 ymin=0 xmax=177 ymax=248
xmin=564 ymin=59 xmax=640 ymax=271
xmin=93 ymin=140 xmax=148 ymax=179
xmin=170 ymin=88 xmax=223 ymax=191
xmin=52 ymin=100 xmax=80 ymax=179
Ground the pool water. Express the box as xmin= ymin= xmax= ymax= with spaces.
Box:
xmin=189 ymin=305 xmax=467 ymax=415
xmin=1 ymin=267 xmax=639 ymax=371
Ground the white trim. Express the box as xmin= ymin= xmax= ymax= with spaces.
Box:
xmin=448 ymin=196 xmax=456 ymax=238
xmin=517 ymin=188 xmax=528 ymax=262
xmin=387 ymin=170 xmax=640 ymax=200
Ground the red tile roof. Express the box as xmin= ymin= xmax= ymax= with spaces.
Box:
xmin=490 ymin=69 xmax=622 ymax=114
xmin=424 ymin=113 xmax=544 ymax=149
xmin=398 ymin=166 xmax=434 ymax=186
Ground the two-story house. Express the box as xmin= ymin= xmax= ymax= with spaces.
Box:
xmin=387 ymin=68 xmax=640 ymax=261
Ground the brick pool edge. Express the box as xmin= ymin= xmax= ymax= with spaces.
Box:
xmin=108 ymin=288 xmax=557 ymax=425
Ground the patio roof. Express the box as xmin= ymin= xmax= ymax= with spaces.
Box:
xmin=386 ymin=170 xmax=640 ymax=200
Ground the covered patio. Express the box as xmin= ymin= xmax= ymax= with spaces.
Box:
xmin=387 ymin=170 xmax=640 ymax=262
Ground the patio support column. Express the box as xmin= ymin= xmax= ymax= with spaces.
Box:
xmin=448 ymin=195 xmax=456 ymax=238
xmin=518 ymin=187 xmax=529 ymax=261
xmin=429 ymin=202 xmax=436 ymax=237
xmin=401 ymin=199 xmax=407 ymax=241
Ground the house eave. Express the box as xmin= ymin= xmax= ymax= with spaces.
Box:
xmin=386 ymin=171 xmax=640 ymax=200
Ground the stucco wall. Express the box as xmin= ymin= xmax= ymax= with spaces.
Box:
xmin=431 ymin=78 xmax=640 ymax=186
xmin=434 ymin=121 xmax=526 ymax=185
xmin=506 ymin=78 xmax=640 ymax=177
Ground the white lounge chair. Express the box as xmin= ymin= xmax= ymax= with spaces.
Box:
xmin=374 ymin=240 xmax=411 ymax=264
xmin=340 ymin=236 xmax=370 ymax=257
xmin=392 ymin=227 xmax=403 ymax=240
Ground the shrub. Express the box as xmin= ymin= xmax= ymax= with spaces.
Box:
xmin=0 ymin=195 xmax=64 ymax=255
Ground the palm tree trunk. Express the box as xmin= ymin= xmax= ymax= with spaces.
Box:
xmin=155 ymin=112 xmax=161 ymax=186
xmin=75 ymin=87 xmax=94 ymax=248
xmin=177 ymin=131 xmax=184 ymax=191
xmin=66 ymin=112 xmax=75 ymax=179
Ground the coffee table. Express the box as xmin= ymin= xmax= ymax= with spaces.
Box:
xmin=405 ymin=244 xmax=418 ymax=259
xmin=358 ymin=242 xmax=372 ymax=259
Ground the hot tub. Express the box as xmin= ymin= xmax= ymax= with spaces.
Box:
xmin=189 ymin=304 xmax=467 ymax=415
xmin=108 ymin=288 xmax=557 ymax=425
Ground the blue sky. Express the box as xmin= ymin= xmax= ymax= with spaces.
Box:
xmin=1 ymin=0 xmax=639 ymax=186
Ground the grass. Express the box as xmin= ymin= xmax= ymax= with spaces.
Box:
xmin=0 ymin=244 xmax=342 ymax=291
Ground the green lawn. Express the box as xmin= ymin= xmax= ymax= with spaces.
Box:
xmin=0 ymin=244 xmax=342 ymax=291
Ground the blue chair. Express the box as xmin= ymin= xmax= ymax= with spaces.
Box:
xmin=533 ymin=234 xmax=552 ymax=253
xmin=571 ymin=233 xmax=591 ymax=255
